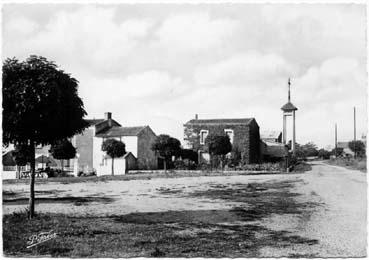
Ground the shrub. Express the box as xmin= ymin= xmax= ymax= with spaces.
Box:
xmin=173 ymin=159 xmax=197 ymax=170
xmin=46 ymin=169 xmax=74 ymax=178
xmin=235 ymin=162 xmax=282 ymax=172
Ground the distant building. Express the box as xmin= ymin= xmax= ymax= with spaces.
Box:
xmin=183 ymin=115 xmax=261 ymax=164
xmin=73 ymin=112 xmax=158 ymax=175
xmin=260 ymin=140 xmax=288 ymax=162
xmin=260 ymin=130 xmax=282 ymax=143
xmin=337 ymin=142 xmax=354 ymax=157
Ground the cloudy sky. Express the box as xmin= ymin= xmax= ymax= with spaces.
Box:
xmin=3 ymin=3 xmax=367 ymax=149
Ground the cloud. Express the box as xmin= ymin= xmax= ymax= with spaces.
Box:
xmin=4 ymin=6 xmax=154 ymax=75
xmin=260 ymin=5 xmax=366 ymax=66
xmin=156 ymin=12 xmax=240 ymax=52
xmin=79 ymin=70 xmax=189 ymax=116
xmin=295 ymin=57 xmax=365 ymax=105
xmin=195 ymin=51 xmax=297 ymax=86
xmin=4 ymin=16 xmax=38 ymax=36
xmin=292 ymin=57 xmax=366 ymax=146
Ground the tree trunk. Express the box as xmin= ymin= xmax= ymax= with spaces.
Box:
xmin=163 ymin=159 xmax=167 ymax=173
xmin=29 ymin=140 xmax=35 ymax=219
xmin=220 ymin=155 xmax=224 ymax=171
xmin=210 ymin=154 xmax=213 ymax=171
xmin=16 ymin=165 xmax=20 ymax=179
xmin=111 ymin=157 xmax=114 ymax=176
xmin=61 ymin=159 xmax=64 ymax=172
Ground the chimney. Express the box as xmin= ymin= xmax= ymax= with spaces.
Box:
xmin=105 ymin=112 xmax=112 ymax=127
xmin=195 ymin=114 xmax=198 ymax=120
xmin=104 ymin=112 xmax=112 ymax=120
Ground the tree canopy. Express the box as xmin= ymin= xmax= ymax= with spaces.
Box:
xmin=151 ymin=135 xmax=181 ymax=171
xmin=13 ymin=144 xmax=33 ymax=166
xmin=205 ymin=134 xmax=232 ymax=156
xmin=294 ymin=142 xmax=319 ymax=159
xmin=301 ymin=142 xmax=319 ymax=157
xmin=151 ymin=135 xmax=181 ymax=159
xmin=318 ymin=149 xmax=331 ymax=160
xmin=180 ymin=148 xmax=198 ymax=163
xmin=205 ymin=134 xmax=232 ymax=169
xmin=101 ymin=139 xmax=126 ymax=159
xmin=348 ymin=140 xmax=366 ymax=157
xmin=3 ymin=56 xmax=88 ymax=146
xmin=49 ymin=139 xmax=76 ymax=160
xmin=101 ymin=139 xmax=126 ymax=175
xmin=331 ymin=147 xmax=344 ymax=157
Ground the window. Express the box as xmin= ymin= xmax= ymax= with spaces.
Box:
xmin=200 ymin=130 xmax=209 ymax=145
xmin=224 ymin=129 xmax=234 ymax=144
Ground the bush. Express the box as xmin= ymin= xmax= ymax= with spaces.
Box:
xmin=46 ymin=168 xmax=74 ymax=178
xmin=174 ymin=159 xmax=198 ymax=170
xmin=235 ymin=162 xmax=283 ymax=171
xmin=77 ymin=170 xmax=97 ymax=177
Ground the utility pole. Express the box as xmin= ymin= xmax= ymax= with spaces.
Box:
xmin=354 ymin=107 xmax=356 ymax=158
xmin=335 ymin=123 xmax=337 ymax=158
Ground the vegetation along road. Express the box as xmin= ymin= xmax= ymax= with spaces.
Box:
xmin=3 ymin=162 xmax=366 ymax=257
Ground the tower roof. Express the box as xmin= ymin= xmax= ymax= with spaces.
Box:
xmin=281 ymin=102 xmax=298 ymax=111
xmin=281 ymin=78 xmax=298 ymax=111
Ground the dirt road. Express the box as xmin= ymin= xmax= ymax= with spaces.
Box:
xmin=3 ymin=162 xmax=366 ymax=257
xmin=260 ymin=161 xmax=366 ymax=257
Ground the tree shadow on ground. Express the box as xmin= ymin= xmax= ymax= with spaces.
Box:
xmin=3 ymin=179 xmax=321 ymax=257
xmin=3 ymin=196 xmax=115 ymax=206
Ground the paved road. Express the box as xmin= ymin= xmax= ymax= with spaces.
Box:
xmin=260 ymin=161 xmax=367 ymax=257
xmin=3 ymin=161 xmax=366 ymax=257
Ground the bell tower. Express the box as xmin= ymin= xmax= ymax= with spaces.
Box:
xmin=281 ymin=78 xmax=298 ymax=155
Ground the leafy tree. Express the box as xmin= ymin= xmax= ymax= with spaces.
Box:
xmin=294 ymin=143 xmax=306 ymax=160
xmin=3 ymin=55 xmax=88 ymax=218
xmin=151 ymin=135 xmax=181 ymax=172
xmin=180 ymin=149 xmax=198 ymax=163
xmin=205 ymin=134 xmax=232 ymax=169
xmin=101 ymin=139 xmax=126 ymax=175
xmin=230 ymin=145 xmax=242 ymax=167
xmin=348 ymin=140 xmax=366 ymax=158
xmin=331 ymin=147 xmax=344 ymax=157
xmin=294 ymin=142 xmax=319 ymax=159
xmin=318 ymin=149 xmax=331 ymax=160
xmin=49 ymin=139 xmax=76 ymax=171
xmin=12 ymin=144 xmax=33 ymax=179
xmin=302 ymin=142 xmax=319 ymax=157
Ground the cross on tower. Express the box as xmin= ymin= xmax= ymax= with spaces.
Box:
xmin=281 ymin=78 xmax=298 ymax=155
xmin=288 ymin=78 xmax=291 ymax=102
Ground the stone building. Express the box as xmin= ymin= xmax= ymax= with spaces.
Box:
xmin=72 ymin=112 xmax=158 ymax=175
xmin=183 ymin=115 xmax=261 ymax=164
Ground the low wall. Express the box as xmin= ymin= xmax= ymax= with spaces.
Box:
xmin=3 ymin=171 xmax=17 ymax=180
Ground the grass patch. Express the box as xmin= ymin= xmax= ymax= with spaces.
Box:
xmin=3 ymin=179 xmax=320 ymax=257
xmin=292 ymin=162 xmax=312 ymax=173
xmin=3 ymin=170 xmax=288 ymax=185
xmin=3 ymin=209 xmax=318 ymax=258
xmin=327 ymin=158 xmax=367 ymax=172
xmin=3 ymin=196 xmax=116 ymax=206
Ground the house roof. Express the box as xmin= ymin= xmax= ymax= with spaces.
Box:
xmin=263 ymin=140 xmax=288 ymax=157
xmin=85 ymin=119 xmax=105 ymax=126
xmin=103 ymin=152 xmax=137 ymax=159
xmin=184 ymin=118 xmax=254 ymax=125
xmin=2 ymin=150 xmax=16 ymax=166
xmin=337 ymin=142 xmax=349 ymax=149
xmin=281 ymin=102 xmax=298 ymax=111
xmin=96 ymin=126 xmax=147 ymax=137
xmin=261 ymin=130 xmax=282 ymax=140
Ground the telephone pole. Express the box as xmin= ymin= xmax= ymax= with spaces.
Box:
xmin=354 ymin=107 xmax=357 ymax=158
xmin=335 ymin=123 xmax=337 ymax=158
